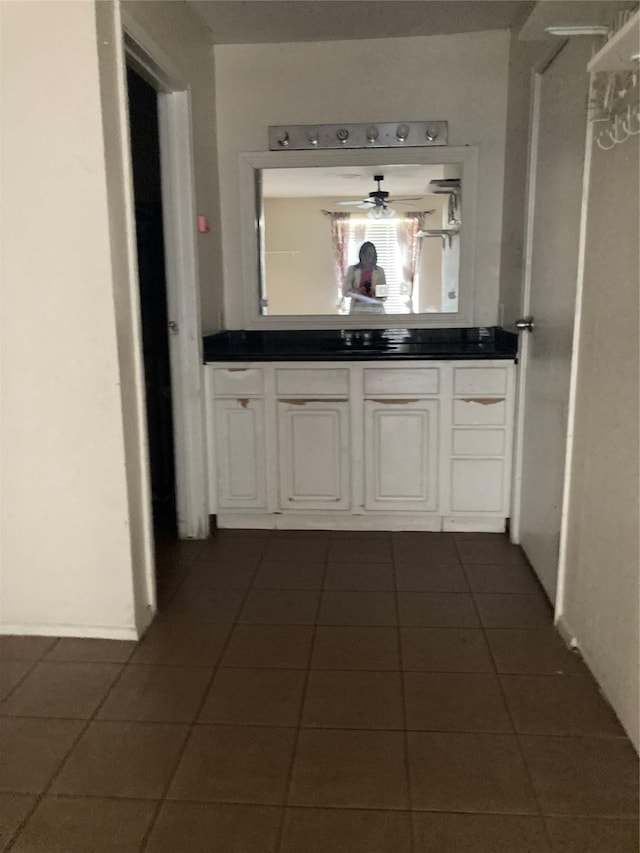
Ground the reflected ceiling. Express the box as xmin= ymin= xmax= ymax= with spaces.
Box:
xmin=262 ymin=164 xmax=447 ymax=198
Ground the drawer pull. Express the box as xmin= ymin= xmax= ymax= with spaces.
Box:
xmin=460 ymin=397 xmax=505 ymax=406
xmin=278 ymin=398 xmax=347 ymax=405
xmin=368 ymin=398 xmax=419 ymax=405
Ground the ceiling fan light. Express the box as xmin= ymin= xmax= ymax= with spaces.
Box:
xmin=368 ymin=205 xmax=395 ymax=219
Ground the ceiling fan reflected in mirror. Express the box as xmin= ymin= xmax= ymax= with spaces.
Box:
xmin=334 ymin=174 xmax=424 ymax=219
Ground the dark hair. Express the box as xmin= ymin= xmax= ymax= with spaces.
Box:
xmin=356 ymin=241 xmax=378 ymax=269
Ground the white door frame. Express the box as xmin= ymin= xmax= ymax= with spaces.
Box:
xmin=554 ymin=79 xmax=595 ymax=627
xmin=121 ymin=13 xmax=209 ymax=540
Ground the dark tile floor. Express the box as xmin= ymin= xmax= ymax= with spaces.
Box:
xmin=0 ymin=530 xmax=638 ymax=852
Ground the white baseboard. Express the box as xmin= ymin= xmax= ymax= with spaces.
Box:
xmin=555 ymin=613 xmax=639 ymax=751
xmin=215 ymin=512 xmax=507 ymax=532
xmin=554 ymin=613 xmax=579 ymax=650
xmin=443 ymin=516 xmax=506 ymax=533
xmin=0 ymin=623 xmax=141 ymax=641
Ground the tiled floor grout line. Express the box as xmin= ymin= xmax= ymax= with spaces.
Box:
xmin=453 ymin=536 xmax=556 ymax=850
xmin=0 ymin=715 xmax=630 ymax=739
xmin=10 ymin=789 xmax=629 ymax=821
xmin=272 ymin=549 xmax=330 ymax=853
xmin=0 ymin=656 xmax=46 ymax=709
xmin=392 ymin=538 xmax=417 ymax=853
xmin=3 ymin=640 xmax=140 ymax=853
xmin=485 ymin=645 xmax=557 ymax=850
xmin=137 ymin=538 xmax=272 ymax=853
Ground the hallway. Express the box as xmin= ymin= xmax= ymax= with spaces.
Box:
xmin=1 ymin=531 xmax=638 ymax=851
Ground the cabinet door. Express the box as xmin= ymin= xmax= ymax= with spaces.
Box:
xmin=364 ymin=399 xmax=439 ymax=511
xmin=277 ymin=400 xmax=350 ymax=510
xmin=214 ymin=399 xmax=266 ymax=509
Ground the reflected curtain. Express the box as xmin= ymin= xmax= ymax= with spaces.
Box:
xmin=326 ymin=212 xmax=366 ymax=311
xmin=396 ymin=212 xmax=423 ymax=312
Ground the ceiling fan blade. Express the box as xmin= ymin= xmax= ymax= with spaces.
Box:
xmin=388 ymin=196 xmax=422 ymax=202
xmin=334 ymin=200 xmax=367 ymax=206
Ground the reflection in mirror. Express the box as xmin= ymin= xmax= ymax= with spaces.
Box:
xmin=259 ymin=163 xmax=462 ymax=317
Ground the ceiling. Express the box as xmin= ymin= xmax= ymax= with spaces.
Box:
xmin=262 ymin=163 xmax=453 ymax=199
xmin=186 ymin=1 xmax=535 ymax=45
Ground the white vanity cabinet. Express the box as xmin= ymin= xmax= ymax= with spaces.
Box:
xmin=205 ymin=360 xmax=516 ymax=532
xmin=205 ymin=366 xmax=268 ymax=511
xmin=275 ymin=368 xmax=351 ymax=510
xmin=362 ymin=367 xmax=441 ymax=512
xmin=448 ymin=364 xmax=515 ymax=522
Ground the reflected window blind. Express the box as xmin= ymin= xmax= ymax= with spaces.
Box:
xmin=347 ymin=221 xmax=411 ymax=314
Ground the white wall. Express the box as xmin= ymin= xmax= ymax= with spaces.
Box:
xmin=214 ymin=30 xmax=511 ymax=329
xmin=0 ymin=1 xmax=140 ymax=638
xmin=263 ymin=198 xmax=337 ymax=315
xmin=0 ymin=0 xmax=220 ymax=639
xmin=559 ymin=129 xmax=639 ymax=749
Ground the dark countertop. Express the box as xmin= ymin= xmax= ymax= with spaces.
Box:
xmin=203 ymin=327 xmax=518 ymax=362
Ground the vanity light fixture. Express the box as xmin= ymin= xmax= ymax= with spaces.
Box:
xmin=268 ymin=121 xmax=448 ymax=150
xmin=545 ymin=25 xmax=609 ymax=36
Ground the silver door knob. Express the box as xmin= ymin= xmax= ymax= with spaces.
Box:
xmin=516 ymin=316 xmax=535 ymax=332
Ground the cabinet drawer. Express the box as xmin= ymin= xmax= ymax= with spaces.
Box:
xmin=213 ymin=367 xmax=263 ymax=396
xmin=364 ymin=368 xmax=439 ymax=396
xmin=453 ymin=367 xmax=508 ymax=396
xmin=453 ymin=397 xmax=506 ymax=426
xmin=276 ymin=368 xmax=349 ymax=397
xmin=452 ymin=429 xmax=505 ymax=456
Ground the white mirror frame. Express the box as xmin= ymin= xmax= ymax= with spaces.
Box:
xmin=239 ymin=146 xmax=478 ymax=329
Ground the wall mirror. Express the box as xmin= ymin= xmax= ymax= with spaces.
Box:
xmin=239 ymin=148 xmax=477 ymax=328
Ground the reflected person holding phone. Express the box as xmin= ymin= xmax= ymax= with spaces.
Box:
xmin=342 ymin=241 xmax=387 ymax=315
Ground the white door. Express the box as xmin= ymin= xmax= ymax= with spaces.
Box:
xmin=364 ymin=399 xmax=439 ymax=512
xmin=214 ymin=399 xmax=267 ymax=509
xmin=514 ymin=39 xmax=592 ymax=602
xmin=277 ymin=400 xmax=350 ymax=510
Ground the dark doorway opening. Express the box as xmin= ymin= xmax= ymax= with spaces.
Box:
xmin=126 ymin=67 xmax=177 ymax=538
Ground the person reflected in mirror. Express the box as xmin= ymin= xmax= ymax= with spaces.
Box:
xmin=342 ymin=241 xmax=387 ymax=314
